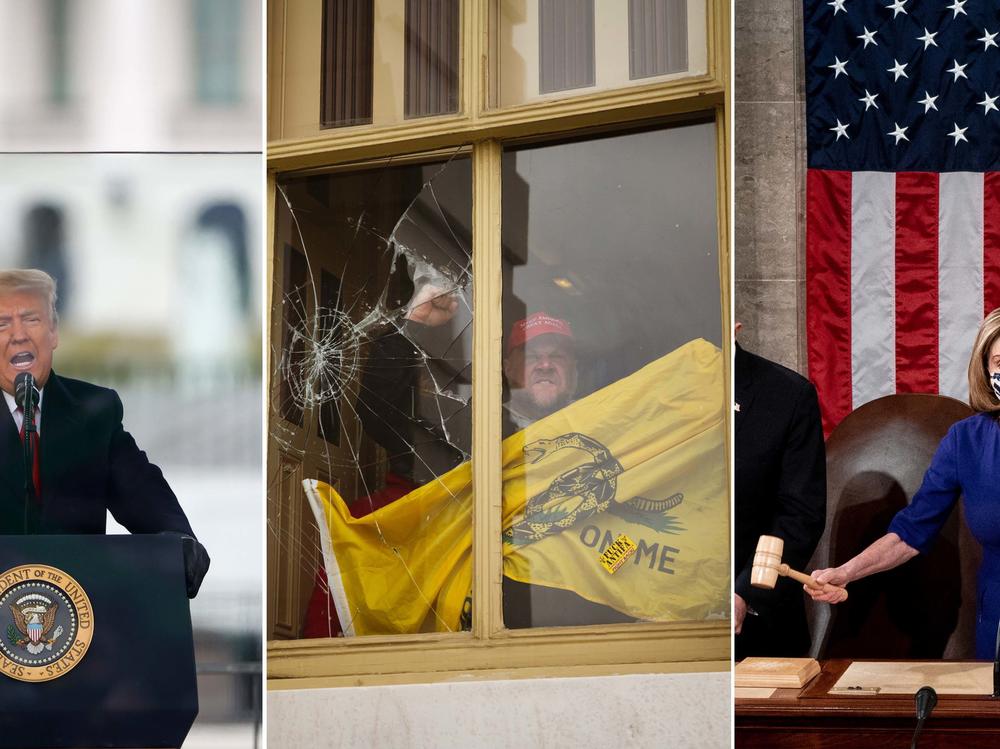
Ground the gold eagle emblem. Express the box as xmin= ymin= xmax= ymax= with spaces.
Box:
xmin=9 ymin=597 xmax=59 ymax=648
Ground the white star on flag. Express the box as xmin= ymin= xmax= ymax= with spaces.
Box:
xmin=947 ymin=60 xmax=968 ymax=81
xmin=888 ymin=123 xmax=909 ymax=144
xmin=859 ymin=90 xmax=879 ymax=110
xmin=829 ymin=57 xmax=848 ymax=78
xmin=947 ymin=123 xmax=968 ymax=144
xmin=888 ymin=59 xmax=908 ymax=81
xmin=917 ymin=29 xmax=938 ymax=50
xmin=803 ymin=0 xmax=1000 ymax=435
xmin=828 ymin=0 xmax=847 ymax=15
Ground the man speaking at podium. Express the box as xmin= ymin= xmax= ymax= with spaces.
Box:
xmin=0 ymin=269 xmax=208 ymax=598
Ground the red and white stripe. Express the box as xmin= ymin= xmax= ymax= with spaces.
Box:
xmin=807 ymin=169 xmax=1000 ymax=435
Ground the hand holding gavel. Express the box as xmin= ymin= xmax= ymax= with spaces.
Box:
xmin=806 ymin=566 xmax=850 ymax=603
xmin=750 ymin=535 xmax=849 ymax=602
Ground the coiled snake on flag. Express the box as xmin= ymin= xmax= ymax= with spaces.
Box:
xmin=504 ymin=432 xmax=685 ymax=546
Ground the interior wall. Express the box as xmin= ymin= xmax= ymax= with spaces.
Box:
xmin=733 ymin=0 xmax=806 ymax=374
xmin=268 ymin=671 xmax=730 ymax=747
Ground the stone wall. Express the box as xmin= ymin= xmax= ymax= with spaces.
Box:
xmin=734 ymin=0 xmax=807 ymax=375
xmin=268 ymin=671 xmax=730 ymax=748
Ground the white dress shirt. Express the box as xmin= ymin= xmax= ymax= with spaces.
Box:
xmin=3 ymin=388 xmax=43 ymax=434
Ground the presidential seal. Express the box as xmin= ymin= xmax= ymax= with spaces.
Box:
xmin=0 ymin=565 xmax=94 ymax=682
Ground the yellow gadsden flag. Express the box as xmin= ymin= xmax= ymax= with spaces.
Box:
xmin=304 ymin=338 xmax=729 ymax=636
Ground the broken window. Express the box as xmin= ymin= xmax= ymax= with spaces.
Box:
xmin=269 ymin=152 xmax=475 ymax=638
xmin=500 ymin=121 xmax=730 ymax=629
xmin=268 ymin=123 xmax=728 ymax=642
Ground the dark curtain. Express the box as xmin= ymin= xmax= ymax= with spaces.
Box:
xmin=539 ymin=0 xmax=595 ymax=94
xmin=321 ymin=0 xmax=375 ymax=128
xmin=405 ymin=0 xmax=460 ymax=118
xmin=628 ymin=0 xmax=688 ymax=79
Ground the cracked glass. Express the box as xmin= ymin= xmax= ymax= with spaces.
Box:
xmin=499 ymin=121 xmax=730 ymax=629
xmin=268 ymin=122 xmax=729 ymax=642
xmin=268 ymin=152 xmax=475 ymax=639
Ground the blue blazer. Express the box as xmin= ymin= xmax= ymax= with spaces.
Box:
xmin=889 ymin=412 xmax=1000 ymax=659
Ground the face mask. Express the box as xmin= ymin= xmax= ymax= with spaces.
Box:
xmin=992 ymin=372 xmax=1000 ymax=401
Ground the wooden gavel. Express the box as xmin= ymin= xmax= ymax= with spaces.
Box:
xmin=750 ymin=535 xmax=848 ymax=600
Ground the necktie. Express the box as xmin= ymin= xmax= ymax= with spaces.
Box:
xmin=16 ymin=407 xmax=41 ymax=500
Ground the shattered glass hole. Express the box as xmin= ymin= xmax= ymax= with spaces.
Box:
xmin=268 ymin=151 xmax=474 ymax=639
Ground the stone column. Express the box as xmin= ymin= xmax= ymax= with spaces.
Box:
xmin=734 ymin=0 xmax=808 ymax=375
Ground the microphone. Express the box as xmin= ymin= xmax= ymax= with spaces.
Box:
xmin=14 ymin=372 xmax=38 ymax=413
xmin=915 ymin=685 xmax=937 ymax=720
xmin=911 ymin=685 xmax=937 ymax=749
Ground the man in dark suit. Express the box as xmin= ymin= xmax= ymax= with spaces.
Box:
xmin=735 ymin=329 xmax=826 ymax=659
xmin=0 ymin=269 xmax=208 ymax=597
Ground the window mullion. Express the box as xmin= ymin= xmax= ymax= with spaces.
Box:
xmin=471 ymin=138 xmax=504 ymax=639
xmin=462 ymin=0 xmax=483 ymax=119
xmin=714 ymin=107 xmax=733 ymax=539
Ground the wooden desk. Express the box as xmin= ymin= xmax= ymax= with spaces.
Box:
xmin=736 ymin=660 xmax=1000 ymax=748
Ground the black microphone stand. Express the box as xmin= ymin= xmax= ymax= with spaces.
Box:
xmin=16 ymin=374 xmax=38 ymax=533
xmin=22 ymin=407 xmax=36 ymax=507
xmin=911 ymin=685 xmax=937 ymax=749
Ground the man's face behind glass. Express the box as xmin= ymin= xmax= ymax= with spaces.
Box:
xmin=505 ymin=335 xmax=577 ymax=414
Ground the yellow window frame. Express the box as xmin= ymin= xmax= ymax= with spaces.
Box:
xmin=266 ymin=0 xmax=731 ymax=689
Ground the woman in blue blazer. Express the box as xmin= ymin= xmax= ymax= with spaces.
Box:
xmin=810 ymin=308 xmax=1000 ymax=659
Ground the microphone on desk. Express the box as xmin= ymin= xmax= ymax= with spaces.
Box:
xmin=915 ymin=685 xmax=937 ymax=720
xmin=910 ymin=685 xmax=937 ymax=749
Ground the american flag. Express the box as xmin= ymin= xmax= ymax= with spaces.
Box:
xmin=805 ymin=0 xmax=1000 ymax=434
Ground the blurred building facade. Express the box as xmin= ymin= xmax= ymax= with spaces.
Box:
xmin=0 ymin=0 xmax=261 ymax=152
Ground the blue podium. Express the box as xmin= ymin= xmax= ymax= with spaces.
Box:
xmin=0 ymin=535 xmax=198 ymax=748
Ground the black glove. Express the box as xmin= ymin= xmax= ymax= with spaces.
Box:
xmin=161 ymin=532 xmax=211 ymax=598
xmin=181 ymin=535 xmax=210 ymax=598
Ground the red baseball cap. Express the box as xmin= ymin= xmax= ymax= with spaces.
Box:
xmin=506 ymin=312 xmax=573 ymax=355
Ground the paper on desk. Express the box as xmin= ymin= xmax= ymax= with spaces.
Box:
xmin=832 ymin=661 xmax=992 ymax=695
